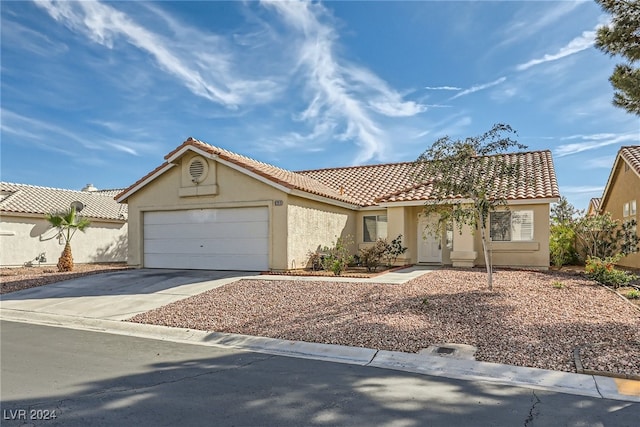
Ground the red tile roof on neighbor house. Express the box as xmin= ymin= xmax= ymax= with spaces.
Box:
xmin=117 ymin=138 xmax=560 ymax=207
xmin=620 ymin=145 xmax=640 ymax=176
xmin=1 ymin=182 xmax=127 ymax=221
xmin=599 ymin=145 xmax=640 ymax=210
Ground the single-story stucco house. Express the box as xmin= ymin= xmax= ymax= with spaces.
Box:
xmin=1 ymin=182 xmax=128 ymax=267
xmin=593 ymin=145 xmax=640 ymax=269
xmin=115 ymin=137 xmax=559 ymax=272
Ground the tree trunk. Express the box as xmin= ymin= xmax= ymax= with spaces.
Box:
xmin=480 ymin=226 xmax=493 ymax=291
xmin=57 ymin=242 xmax=74 ymax=272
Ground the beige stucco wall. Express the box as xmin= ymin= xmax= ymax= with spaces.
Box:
xmin=286 ymin=196 xmax=355 ymax=269
xmin=0 ymin=214 xmax=127 ymax=267
xmin=473 ymin=203 xmax=551 ymax=269
xmin=124 ymin=153 xmax=290 ymax=270
xmin=600 ymin=159 xmax=640 ymax=269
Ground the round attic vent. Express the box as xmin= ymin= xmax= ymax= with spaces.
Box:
xmin=188 ymin=157 xmax=208 ymax=183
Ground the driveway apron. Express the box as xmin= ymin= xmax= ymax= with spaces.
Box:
xmin=0 ymin=269 xmax=252 ymax=320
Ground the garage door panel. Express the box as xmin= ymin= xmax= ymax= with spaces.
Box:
xmin=144 ymin=238 xmax=269 ymax=255
xmin=145 ymin=207 xmax=268 ymax=225
xmin=144 ymin=253 xmax=267 ymax=271
xmin=143 ymin=207 xmax=269 ymax=271
xmin=144 ymin=221 xmax=268 ymax=240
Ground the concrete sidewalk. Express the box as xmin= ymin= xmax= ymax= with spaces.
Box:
xmin=1 ymin=266 xmax=638 ymax=403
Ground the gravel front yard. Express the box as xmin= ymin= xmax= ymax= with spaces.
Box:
xmin=130 ymin=268 xmax=640 ymax=377
xmin=0 ymin=263 xmax=130 ymax=295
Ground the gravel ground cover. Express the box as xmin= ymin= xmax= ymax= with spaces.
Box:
xmin=0 ymin=263 xmax=129 ymax=295
xmin=130 ymin=268 xmax=640 ymax=376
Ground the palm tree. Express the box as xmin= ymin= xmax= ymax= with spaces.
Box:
xmin=45 ymin=206 xmax=91 ymax=272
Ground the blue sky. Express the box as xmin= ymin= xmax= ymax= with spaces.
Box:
xmin=1 ymin=0 xmax=638 ymax=209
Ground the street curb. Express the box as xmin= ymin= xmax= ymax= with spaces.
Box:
xmin=0 ymin=309 xmax=376 ymax=366
xmin=574 ymin=346 xmax=640 ymax=381
xmin=369 ymin=351 xmax=603 ymax=399
xmin=1 ymin=308 xmax=638 ymax=403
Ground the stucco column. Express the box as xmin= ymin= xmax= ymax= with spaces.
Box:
xmin=450 ymin=214 xmax=477 ymax=268
xmin=386 ymin=207 xmax=410 ymax=265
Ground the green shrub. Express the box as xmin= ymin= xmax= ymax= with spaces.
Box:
xmin=552 ymin=281 xmax=565 ymax=289
xmin=585 ymin=255 xmax=637 ymax=289
xmin=383 ymin=234 xmax=408 ymax=267
xmin=626 ymin=289 xmax=640 ymax=299
xmin=549 ymin=224 xmax=578 ymax=267
xmin=359 ymin=240 xmax=387 ymax=272
xmin=321 ymin=235 xmax=354 ymax=276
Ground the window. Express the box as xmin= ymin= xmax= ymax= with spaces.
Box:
xmin=363 ymin=215 xmax=387 ymax=242
xmin=490 ymin=210 xmax=534 ymax=241
xmin=631 ymin=200 xmax=637 ymax=216
xmin=624 ymin=202 xmax=630 ymax=218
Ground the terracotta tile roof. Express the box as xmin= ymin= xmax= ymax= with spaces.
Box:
xmin=300 ymin=150 xmax=559 ymax=204
xmin=297 ymin=162 xmax=424 ymax=207
xmin=1 ymin=182 xmax=127 ymax=221
xmin=117 ymin=138 xmax=559 ymax=208
xmin=163 ymin=138 xmax=359 ymax=205
xmin=375 ymin=151 xmax=559 ymax=203
xmin=620 ymin=146 xmax=640 ymax=175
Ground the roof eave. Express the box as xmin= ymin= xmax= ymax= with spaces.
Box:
xmin=115 ymin=163 xmax=176 ymax=203
xmin=378 ymin=196 xmax=559 ymax=208
xmin=599 ymin=150 xmax=625 ymax=210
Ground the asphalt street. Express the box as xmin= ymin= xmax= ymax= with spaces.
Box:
xmin=1 ymin=321 xmax=638 ymax=427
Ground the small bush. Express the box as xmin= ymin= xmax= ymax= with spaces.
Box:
xmin=359 ymin=240 xmax=387 ymax=272
xmin=626 ymin=289 xmax=640 ymax=299
xmin=552 ymin=281 xmax=565 ymax=289
xmin=585 ymin=255 xmax=637 ymax=289
xmin=321 ymin=235 xmax=354 ymax=276
xmin=307 ymin=251 xmax=323 ymax=271
xmin=550 ymin=224 xmax=578 ymax=267
xmin=383 ymin=234 xmax=408 ymax=267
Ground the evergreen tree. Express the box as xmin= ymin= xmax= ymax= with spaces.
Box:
xmin=595 ymin=0 xmax=640 ymax=116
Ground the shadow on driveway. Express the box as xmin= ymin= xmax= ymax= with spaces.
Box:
xmin=0 ymin=269 xmax=252 ymax=301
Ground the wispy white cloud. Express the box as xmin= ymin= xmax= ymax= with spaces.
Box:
xmin=583 ymin=155 xmax=616 ymax=169
xmin=424 ymin=86 xmax=461 ymax=91
xmin=262 ymin=0 xmax=426 ymax=163
xmin=555 ymin=132 xmax=639 ymax=157
xmin=1 ymin=108 xmax=149 ymax=157
xmin=0 ymin=15 xmax=68 ymax=57
xmin=516 ymin=27 xmax=596 ymax=71
xmin=449 ymin=77 xmax=506 ymax=100
xmin=34 ymin=0 xmax=280 ymax=108
xmin=500 ymin=1 xmax=586 ymax=47
xmin=561 ymin=185 xmax=605 ymax=194
xmin=2 ymin=109 xmax=99 ymax=150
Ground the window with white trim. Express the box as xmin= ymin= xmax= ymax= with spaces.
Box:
xmin=490 ymin=210 xmax=534 ymax=241
xmin=624 ymin=200 xmax=637 ymax=229
xmin=363 ymin=215 xmax=387 ymax=242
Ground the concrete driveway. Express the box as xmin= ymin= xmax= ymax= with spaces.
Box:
xmin=0 ymin=269 xmax=253 ymax=320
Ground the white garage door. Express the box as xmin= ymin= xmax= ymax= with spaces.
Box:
xmin=143 ymin=207 xmax=269 ymax=271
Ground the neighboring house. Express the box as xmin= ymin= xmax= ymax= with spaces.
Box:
xmin=587 ymin=198 xmax=601 ymax=216
xmin=0 ymin=183 xmax=128 ymax=267
xmin=597 ymin=146 xmax=640 ymax=269
xmin=116 ymin=137 xmax=559 ymax=271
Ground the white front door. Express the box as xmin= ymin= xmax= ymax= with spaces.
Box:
xmin=417 ymin=214 xmax=442 ymax=264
